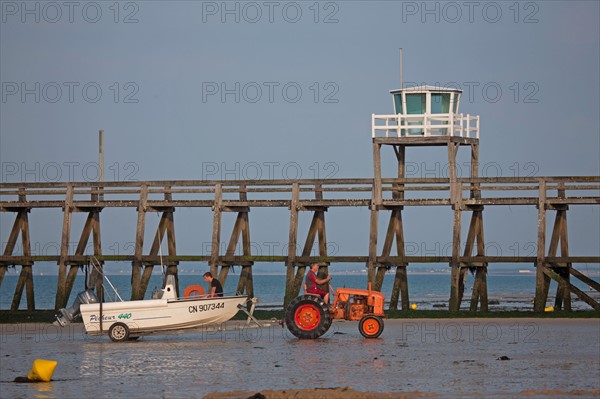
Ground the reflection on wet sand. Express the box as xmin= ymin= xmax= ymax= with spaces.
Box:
xmin=1 ymin=319 xmax=599 ymax=398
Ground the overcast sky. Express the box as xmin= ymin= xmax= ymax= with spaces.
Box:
xmin=1 ymin=1 xmax=599 ymax=273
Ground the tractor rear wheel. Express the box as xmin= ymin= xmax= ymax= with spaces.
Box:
xmin=285 ymin=295 xmax=332 ymax=339
xmin=358 ymin=315 xmax=384 ymax=338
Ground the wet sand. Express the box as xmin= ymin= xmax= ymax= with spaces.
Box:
xmin=1 ymin=319 xmax=599 ymax=398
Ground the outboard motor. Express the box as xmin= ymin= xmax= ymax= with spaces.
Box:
xmin=55 ymin=290 xmax=98 ymax=326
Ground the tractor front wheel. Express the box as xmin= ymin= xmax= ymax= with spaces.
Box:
xmin=358 ymin=315 xmax=384 ymax=338
xmin=285 ymin=295 xmax=332 ymax=339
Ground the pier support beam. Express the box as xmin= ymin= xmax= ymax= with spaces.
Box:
xmin=456 ymin=207 xmax=488 ymax=311
xmin=209 ymin=185 xmax=254 ymax=300
xmin=131 ymin=185 xmax=148 ymax=300
xmin=370 ymin=142 xmax=410 ymax=310
xmin=567 ymin=267 xmax=600 ymax=311
xmin=534 ymin=197 xmax=586 ymax=311
xmin=284 ymin=183 xmax=300 ymax=308
xmin=217 ymin=208 xmax=254 ymax=296
xmin=2 ymin=207 xmax=34 ymax=310
xmin=368 ymin=142 xmax=383 ymax=286
xmin=389 ymin=145 xmax=409 ymax=311
xmin=448 ymin=141 xmax=487 ymax=312
xmin=229 ymin=210 xmax=254 ymax=299
xmin=548 ymin=205 xmax=571 ymax=310
xmin=55 ymin=208 xmax=104 ymax=309
xmin=74 ymin=211 xmax=103 ymax=299
xmin=290 ymin=208 xmax=328 ymax=297
xmin=449 ymin=207 xmax=463 ymax=312
xmin=209 ymin=184 xmax=223 ymax=278
xmin=367 ymin=200 xmax=379 ymax=286
xmin=132 ymin=187 xmax=178 ymax=300
xmin=55 ymin=185 xmax=74 ymax=309
xmin=380 ymin=208 xmax=409 ymax=310
xmin=448 ymin=140 xmax=464 ymax=312
xmin=284 ymin=184 xmax=329 ymax=308
xmin=380 ymin=145 xmax=410 ymax=310
xmin=139 ymin=208 xmax=177 ymax=296
xmin=534 ymin=180 xmax=550 ymax=312
xmin=466 ymin=144 xmax=487 ymax=311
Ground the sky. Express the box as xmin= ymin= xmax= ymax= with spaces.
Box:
xmin=0 ymin=0 xmax=599 ymax=274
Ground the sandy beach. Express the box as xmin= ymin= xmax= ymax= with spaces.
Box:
xmin=1 ymin=318 xmax=599 ymax=398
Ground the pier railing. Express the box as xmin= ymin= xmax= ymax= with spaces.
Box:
xmin=1 ymin=176 xmax=597 ymax=210
xmin=1 ymin=176 xmax=598 ymax=266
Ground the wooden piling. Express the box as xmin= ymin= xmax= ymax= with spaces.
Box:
xmin=209 ymin=184 xmax=223 ymax=279
xmin=449 ymin=207 xmax=463 ymax=312
xmin=9 ymin=210 xmax=34 ymax=310
xmin=368 ymin=142 xmax=382 ymax=286
xmin=285 ymin=184 xmax=330 ymax=305
xmin=131 ymin=184 xmax=148 ymax=300
xmin=534 ymin=180 xmax=549 ymax=312
xmin=235 ymin=187 xmax=254 ymax=298
xmin=547 ymin=206 xmax=571 ymax=310
xmin=55 ymin=184 xmax=73 ymax=309
xmin=284 ymin=183 xmax=300 ymax=308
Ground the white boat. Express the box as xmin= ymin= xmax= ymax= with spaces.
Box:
xmin=57 ymin=275 xmax=252 ymax=342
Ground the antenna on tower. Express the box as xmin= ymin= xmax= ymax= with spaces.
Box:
xmin=99 ymin=129 xmax=104 ymax=183
xmin=399 ymin=48 xmax=403 ymax=89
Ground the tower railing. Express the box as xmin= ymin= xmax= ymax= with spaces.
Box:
xmin=372 ymin=113 xmax=480 ymax=139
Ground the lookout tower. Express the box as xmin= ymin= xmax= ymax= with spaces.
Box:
xmin=369 ymin=84 xmax=485 ymax=312
xmin=373 ymin=84 xmax=479 ymax=140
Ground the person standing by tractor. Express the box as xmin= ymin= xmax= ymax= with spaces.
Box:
xmin=305 ymin=263 xmax=332 ymax=303
xmin=203 ymin=272 xmax=223 ymax=297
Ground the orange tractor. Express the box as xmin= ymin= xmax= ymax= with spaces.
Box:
xmin=284 ymin=283 xmax=386 ymax=339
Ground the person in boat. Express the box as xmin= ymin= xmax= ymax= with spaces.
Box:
xmin=305 ymin=263 xmax=332 ymax=303
xmin=203 ymin=272 xmax=223 ymax=298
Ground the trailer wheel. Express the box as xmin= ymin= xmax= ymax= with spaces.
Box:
xmin=108 ymin=322 xmax=130 ymax=342
xmin=285 ymin=295 xmax=331 ymax=339
xmin=358 ymin=315 xmax=384 ymax=338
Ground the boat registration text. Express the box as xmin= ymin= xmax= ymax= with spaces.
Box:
xmin=189 ymin=302 xmax=225 ymax=313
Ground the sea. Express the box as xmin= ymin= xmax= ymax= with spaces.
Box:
xmin=2 ymin=269 xmax=599 ymax=311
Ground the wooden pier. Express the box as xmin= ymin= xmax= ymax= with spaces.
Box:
xmin=1 ymin=175 xmax=599 ymax=312
xmin=2 ymin=85 xmax=599 ymax=313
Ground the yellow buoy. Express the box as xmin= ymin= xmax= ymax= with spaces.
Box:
xmin=410 ymin=303 xmax=417 ymax=310
xmin=544 ymin=306 xmax=554 ymax=312
xmin=27 ymin=359 xmax=58 ymax=382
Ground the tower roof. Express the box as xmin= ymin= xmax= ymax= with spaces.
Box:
xmin=390 ymin=85 xmax=463 ymax=94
